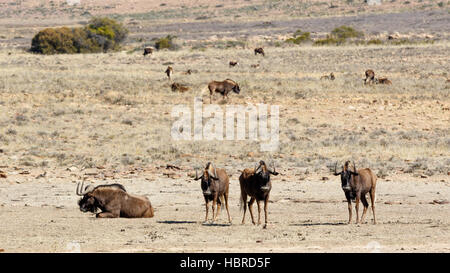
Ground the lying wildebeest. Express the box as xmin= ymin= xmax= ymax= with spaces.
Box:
xmin=194 ymin=162 xmax=232 ymax=224
xmin=364 ymin=69 xmax=375 ymax=85
xmin=239 ymin=160 xmax=279 ymax=228
xmin=183 ymin=69 xmax=193 ymax=75
xmin=254 ymin=47 xmax=265 ymax=56
xmin=171 ymin=82 xmax=189 ymax=92
xmin=375 ymin=77 xmax=392 ymax=85
xmin=143 ymin=47 xmax=153 ymax=56
xmin=229 ymin=61 xmax=239 ymax=67
xmin=208 ymin=79 xmax=240 ymax=103
xmin=333 ymin=161 xmax=377 ymax=224
xmin=76 ymin=182 xmax=154 ymax=218
xmin=165 ymin=66 xmax=173 ymax=80
xmin=320 ymin=72 xmax=335 ymax=80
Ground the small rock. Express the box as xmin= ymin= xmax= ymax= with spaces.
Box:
xmin=322 ymin=177 xmax=329 ymax=181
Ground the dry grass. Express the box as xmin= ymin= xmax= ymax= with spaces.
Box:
xmin=0 ymin=43 xmax=449 ymax=179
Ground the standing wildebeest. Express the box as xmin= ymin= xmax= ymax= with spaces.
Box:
xmin=143 ymin=47 xmax=153 ymax=56
xmin=208 ymin=79 xmax=240 ymax=103
xmin=76 ymin=182 xmax=154 ymax=218
xmin=375 ymin=77 xmax=392 ymax=85
xmin=239 ymin=160 xmax=279 ymax=228
xmin=165 ymin=66 xmax=173 ymax=80
xmin=333 ymin=161 xmax=377 ymax=224
xmin=364 ymin=69 xmax=375 ymax=85
xmin=194 ymin=162 xmax=232 ymax=224
xmin=254 ymin=47 xmax=265 ymax=56
xmin=320 ymin=72 xmax=335 ymax=80
xmin=229 ymin=61 xmax=239 ymax=67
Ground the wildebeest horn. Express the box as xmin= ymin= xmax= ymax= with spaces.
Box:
xmin=353 ymin=161 xmax=357 ymax=173
xmin=207 ymin=162 xmax=218 ymax=179
xmin=254 ymin=162 xmax=262 ymax=173
xmin=76 ymin=182 xmax=95 ymax=196
xmin=194 ymin=169 xmax=203 ymax=180
xmin=333 ymin=162 xmax=342 ymax=176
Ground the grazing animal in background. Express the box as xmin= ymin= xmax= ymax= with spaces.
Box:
xmin=239 ymin=160 xmax=279 ymax=228
xmin=333 ymin=161 xmax=377 ymax=224
xmin=254 ymin=47 xmax=265 ymax=56
xmin=171 ymin=82 xmax=189 ymax=92
xmin=251 ymin=64 xmax=260 ymax=69
xmin=375 ymin=77 xmax=392 ymax=85
xmin=364 ymin=69 xmax=375 ymax=85
xmin=76 ymin=182 xmax=154 ymax=218
xmin=165 ymin=66 xmax=173 ymax=80
xmin=194 ymin=162 xmax=232 ymax=224
xmin=143 ymin=47 xmax=153 ymax=56
xmin=320 ymin=72 xmax=335 ymax=80
xmin=229 ymin=61 xmax=239 ymax=67
xmin=208 ymin=79 xmax=240 ymax=103
xmin=184 ymin=69 xmax=193 ymax=75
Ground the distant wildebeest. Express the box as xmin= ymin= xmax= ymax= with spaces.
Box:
xmin=250 ymin=64 xmax=260 ymax=69
xmin=239 ymin=160 xmax=279 ymax=228
xmin=254 ymin=47 xmax=265 ymax=56
xmin=375 ymin=77 xmax=392 ymax=85
xmin=171 ymin=82 xmax=189 ymax=92
xmin=76 ymin=182 xmax=154 ymax=218
xmin=364 ymin=69 xmax=375 ymax=85
xmin=143 ymin=47 xmax=153 ymax=56
xmin=208 ymin=79 xmax=240 ymax=103
xmin=320 ymin=72 xmax=335 ymax=80
xmin=194 ymin=162 xmax=232 ymax=224
xmin=229 ymin=61 xmax=239 ymax=67
xmin=184 ymin=69 xmax=193 ymax=75
xmin=165 ymin=66 xmax=173 ymax=80
xmin=333 ymin=161 xmax=377 ymax=224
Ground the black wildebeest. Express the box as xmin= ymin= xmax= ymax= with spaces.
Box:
xmin=320 ymin=72 xmax=335 ymax=80
xmin=254 ymin=47 xmax=265 ymax=56
xmin=76 ymin=182 xmax=154 ymax=218
xmin=333 ymin=161 xmax=377 ymax=224
xmin=375 ymin=77 xmax=392 ymax=85
xmin=194 ymin=162 xmax=232 ymax=224
xmin=165 ymin=66 xmax=173 ymax=80
xmin=208 ymin=79 xmax=240 ymax=103
xmin=239 ymin=160 xmax=279 ymax=228
xmin=143 ymin=47 xmax=153 ymax=56
xmin=229 ymin=61 xmax=239 ymax=67
xmin=364 ymin=69 xmax=375 ymax=85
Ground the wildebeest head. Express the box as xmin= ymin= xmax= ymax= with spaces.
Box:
xmin=76 ymin=182 xmax=97 ymax=213
xmin=333 ymin=161 xmax=359 ymax=191
xmin=232 ymin=83 xmax=240 ymax=94
xmin=254 ymin=160 xmax=278 ymax=191
xmin=194 ymin=162 xmax=218 ymax=195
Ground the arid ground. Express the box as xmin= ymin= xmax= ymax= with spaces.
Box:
xmin=0 ymin=0 xmax=449 ymax=252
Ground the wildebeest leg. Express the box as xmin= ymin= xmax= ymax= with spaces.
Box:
xmin=263 ymin=195 xmax=269 ymax=229
xmin=214 ymin=195 xmax=222 ymax=222
xmin=241 ymin=193 xmax=248 ymax=224
xmin=370 ymin=188 xmax=376 ymax=224
xmin=360 ymin=194 xmax=369 ymax=224
xmin=211 ymin=193 xmax=218 ymax=223
xmin=224 ymin=191 xmax=232 ymax=223
xmin=355 ymin=192 xmax=361 ymax=224
xmin=204 ymin=199 xmax=210 ymax=223
xmin=256 ymin=200 xmax=261 ymax=225
xmin=96 ymin=211 xmax=120 ymax=218
xmin=345 ymin=192 xmax=352 ymax=224
xmin=248 ymin=197 xmax=256 ymax=225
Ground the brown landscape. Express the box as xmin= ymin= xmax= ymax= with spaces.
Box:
xmin=0 ymin=0 xmax=449 ymax=253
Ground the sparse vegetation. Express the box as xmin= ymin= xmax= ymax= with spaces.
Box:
xmin=285 ymin=29 xmax=311 ymax=45
xmin=154 ymin=35 xmax=179 ymax=50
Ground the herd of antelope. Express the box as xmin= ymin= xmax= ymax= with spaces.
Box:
xmin=74 ymin=46 xmax=383 ymax=227
xmin=77 ymin=159 xmax=377 ymax=227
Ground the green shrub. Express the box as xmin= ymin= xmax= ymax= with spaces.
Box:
xmin=367 ymin=38 xmax=383 ymax=45
xmin=155 ymin=35 xmax=179 ymax=50
xmin=313 ymin=36 xmax=345 ymax=46
xmin=30 ymin=17 xmax=128 ymax=54
xmin=285 ymin=29 xmax=311 ymax=45
xmin=330 ymin=25 xmax=364 ymax=39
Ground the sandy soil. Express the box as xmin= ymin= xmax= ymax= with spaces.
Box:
xmin=0 ymin=168 xmax=448 ymax=253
